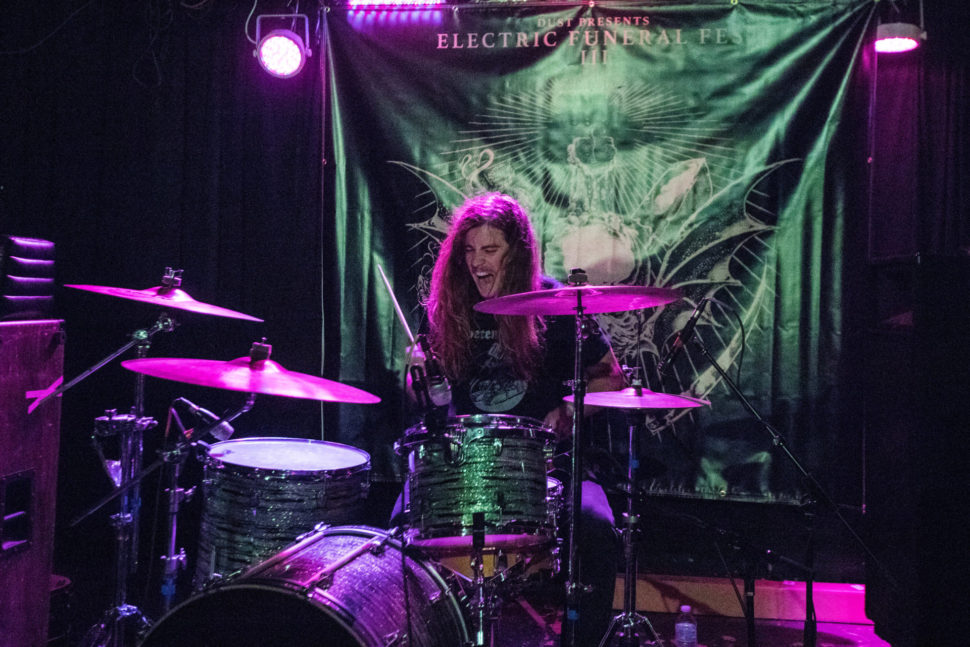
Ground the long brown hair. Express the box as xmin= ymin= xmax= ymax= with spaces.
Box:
xmin=427 ymin=193 xmax=544 ymax=381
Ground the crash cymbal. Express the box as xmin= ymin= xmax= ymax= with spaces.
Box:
xmin=66 ymin=284 xmax=263 ymax=322
xmin=566 ymin=387 xmax=709 ymax=410
xmin=121 ymin=356 xmax=380 ymax=404
xmin=473 ymin=285 xmax=681 ymax=316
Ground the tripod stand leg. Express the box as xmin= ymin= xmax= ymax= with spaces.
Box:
xmin=598 ymin=414 xmax=664 ymax=647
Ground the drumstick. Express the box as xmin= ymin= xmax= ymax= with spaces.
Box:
xmin=377 ymin=263 xmax=416 ymax=345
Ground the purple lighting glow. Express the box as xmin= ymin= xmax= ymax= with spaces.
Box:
xmin=256 ymin=30 xmax=306 ymax=78
xmin=347 ymin=0 xmax=444 ymax=6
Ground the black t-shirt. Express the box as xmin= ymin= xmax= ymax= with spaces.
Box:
xmin=449 ymin=303 xmax=612 ymax=422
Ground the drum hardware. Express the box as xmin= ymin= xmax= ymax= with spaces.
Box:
xmin=69 ymin=300 xmax=182 ymax=647
xmin=591 ymin=371 xmax=707 ymax=647
xmin=77 ymin=411 xmax=158 ymax=647
xmin=157 ymin=394 xmax=255 ymax=613
xmin=468 ymin=512 xmax=498 ymax=647
xmin=123 ymin=340 xmax=380 ymax=597
xmin=475 ymin=269 xmax=681 ymax=647
xmin=39 ymin=270 xmax=262 ymax=646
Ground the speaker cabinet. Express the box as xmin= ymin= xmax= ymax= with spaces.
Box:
xmin=0 ymin=320 xmax=65 ymax=647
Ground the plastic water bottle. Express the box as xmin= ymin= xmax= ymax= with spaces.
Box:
xmin=675 ymin=604 xmax=698 ymax=647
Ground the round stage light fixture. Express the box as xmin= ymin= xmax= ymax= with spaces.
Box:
xmin=875 ymin=22 xmax=923 ymax=54
xmin=254 ymin=15 xmax=311 ymax=78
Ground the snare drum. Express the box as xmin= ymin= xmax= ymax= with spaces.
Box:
xmin=398 ymin=414 xmax=556 ymax=555
xmin=194 ymin=437 xmax=370 ymax=586
xmin=144 ymin=526 xmax=468 ymax=647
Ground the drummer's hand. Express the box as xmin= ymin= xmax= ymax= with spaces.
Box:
xmin=544 ymin=403 xmax=574 ymax=440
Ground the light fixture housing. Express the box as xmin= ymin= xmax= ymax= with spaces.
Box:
xmin=875 ymin=21 xmax=924 ymax=53
xmin=255 ymin=14 xmax=311 ymax=78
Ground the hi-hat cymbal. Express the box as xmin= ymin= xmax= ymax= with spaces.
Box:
xmin=121 ymin=356 xmax=380 ymax=404
xmin=66 ymin=284 xmax=263 ymax=322
xmin=473 ymin=285 xmax=681 ymax=316
xmin=566 ymin=388 xmax=709 ymax=410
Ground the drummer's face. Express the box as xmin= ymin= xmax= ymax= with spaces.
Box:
xmin=464 ymin=225 xmax=509 ymax=299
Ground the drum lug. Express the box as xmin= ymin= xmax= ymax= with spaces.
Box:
xmin=381 ymin=630 xmax=403 ymax=646
xmin=491 ymin=438 xmax=503 ymax=456
xmin=296 ymin=522 xmax=330 ymax=542
xmin=311 ymin=573 xmax=335 ymax=591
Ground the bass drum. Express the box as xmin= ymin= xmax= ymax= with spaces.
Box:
xmin=141 ymin=526 xmax=468 ymax=647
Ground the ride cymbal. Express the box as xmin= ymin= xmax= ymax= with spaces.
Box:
xmin=473 ymin=284 xmax=681 ymax=316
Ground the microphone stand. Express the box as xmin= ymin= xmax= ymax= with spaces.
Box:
xmin=689 ymin=337 xmax=898 ymax=647
xmin=158 ymin=394 xmax=255 ymax=613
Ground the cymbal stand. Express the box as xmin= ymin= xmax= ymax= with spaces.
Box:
xmin=562 ymin=268 xmax=590 ymax=647
xmin=468 ymin=512 xmax=498 ymax=647
xmin=81 ymin=409 xmax=156 ymax=647
xmin=157 ymin=415 xmax=193 ymax=615
xmin=599 ymin=378 xmax=664 ymax=647
xmin=80 ymin=315 xmax=176 ymax=647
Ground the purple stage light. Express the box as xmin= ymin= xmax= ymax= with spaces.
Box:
xmin=257 ymin=29 xmax=307 ymax=78
xmin=874 ymin=22 xmax=922 ymax=54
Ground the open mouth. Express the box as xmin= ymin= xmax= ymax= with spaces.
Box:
xmin=474 ymin=272 xmax=497 ymax=295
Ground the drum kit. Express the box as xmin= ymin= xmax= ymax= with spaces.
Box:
xmin=55 ymin=267 xmax=711 ymax=647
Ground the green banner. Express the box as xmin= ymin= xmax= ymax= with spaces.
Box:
xmin=323 ymin=0 xmax=874 ymax=500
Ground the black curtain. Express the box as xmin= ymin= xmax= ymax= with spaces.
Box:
xmin=1 ymin=1 xmax=327 ymax=623
xmin=855 ymin=2 xmax=970 ymax=645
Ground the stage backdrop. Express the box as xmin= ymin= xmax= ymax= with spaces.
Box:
xmin=321 ymin=0 xmax=875 ymax=502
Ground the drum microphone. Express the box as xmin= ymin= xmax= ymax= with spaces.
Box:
xmin=417 ymin=334 xmax=452 ymax=407
xmin=177 ymin=397 xmax=235 ymax=441
xmin=657 ymin=298 xmax=708 ymax=376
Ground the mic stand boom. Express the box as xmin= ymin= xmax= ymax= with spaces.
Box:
xmin=690 ymin=337 xmax=898 ymax=647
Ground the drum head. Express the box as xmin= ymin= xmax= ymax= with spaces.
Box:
xmin=141 ymin=584 xmax=362 ymax=646
xmin=205 ymin=437 xmax=370 ymax=474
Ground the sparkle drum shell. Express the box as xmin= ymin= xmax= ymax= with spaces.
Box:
xmin=398 ymin=414 xmax=556 ymax=555
xmin=194 ymin=437 xmax=370 ymax=586
xmin=141 ymin=526 xmax=469 ymax=647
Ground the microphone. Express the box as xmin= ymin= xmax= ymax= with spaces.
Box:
xmin=177 ymin=398 xmax=235 ymax=441
xmin=417 ymin=334 xmax=452 ymax=407
xmin=657 ymin=299 xmax=707 ymax=376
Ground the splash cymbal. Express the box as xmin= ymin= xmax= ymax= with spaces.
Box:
xmin=566 ymin=388 xmax=709 ymax=410
xmin=66 ymin=284 xmax=263 ymax=322
xmin=473 ymin=285 xmax=681 ymax=316
xmin=121 ymin=356 xmax=380 ymax=404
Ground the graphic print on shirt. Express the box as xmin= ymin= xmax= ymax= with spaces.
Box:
xmin=468 ymin=330 xmax=527 ymax=412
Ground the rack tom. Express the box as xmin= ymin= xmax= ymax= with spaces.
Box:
xmin=398 ymin=414 xmax=556 ymax=555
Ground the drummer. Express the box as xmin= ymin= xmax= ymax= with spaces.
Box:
xmin=406 ymin=192 xmax=625 ymax=645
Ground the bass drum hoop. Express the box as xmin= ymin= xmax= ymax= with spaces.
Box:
xmin=142 ymin=525 xmax=469 ymax=647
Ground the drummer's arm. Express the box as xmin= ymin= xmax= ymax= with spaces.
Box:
xmin=544 ymin=348 xmax=625 ymax=437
